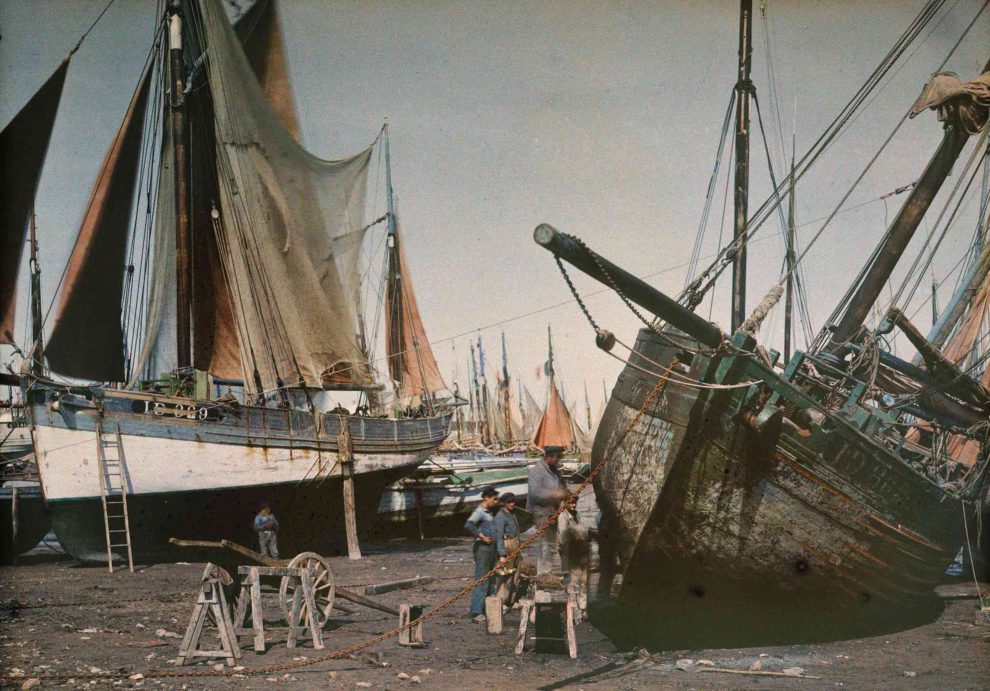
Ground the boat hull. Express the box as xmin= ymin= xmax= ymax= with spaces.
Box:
xmin=0 ymin=484 xmax=52 ymax=563
xmin=592 ymin=328 xmax=965 ymax=648
xmin=28 ymin=384 xmax=451 ymax=563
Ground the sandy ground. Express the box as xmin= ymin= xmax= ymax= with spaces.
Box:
xmin=1 ymin=534 xmax=989 ymax=690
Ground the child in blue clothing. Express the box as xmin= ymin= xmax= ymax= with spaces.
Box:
xmin=254 ymin=503 xmax=280 ymax=559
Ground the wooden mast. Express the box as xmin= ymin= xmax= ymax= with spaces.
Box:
xmin=28 ymin=207 xmax=44 ymax=376
xmin=730 ymin=0 xmax=754 ymax=332
xmin=784 ymin=144 xmax=796 ymax=363
xmin=169 ymin=9 xmax=192 ymax=369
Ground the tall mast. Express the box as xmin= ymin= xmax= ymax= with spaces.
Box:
xmin=28 ymin=207 xmax=44 ymax=376
xmin=822 ymin=57 xmax=990 ymax=355
xmin=730 ymin=0 xmax=754 ymax=332
xmin=169 ymin=9 xmax=192 ymax=369
xmin=784 ymin=143 xmax=796 ymax=363
xmin=501 ymin=331 xmax=511 ymax=445
xmin=584 ymin=381 xmax=592 ymax=432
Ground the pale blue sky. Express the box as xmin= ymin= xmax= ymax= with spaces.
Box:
xmin=1 ymin=0 xmax=987 ymax=410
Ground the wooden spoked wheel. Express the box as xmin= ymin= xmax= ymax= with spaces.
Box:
xmin=279 ymin=551 xmax=336 ymax=628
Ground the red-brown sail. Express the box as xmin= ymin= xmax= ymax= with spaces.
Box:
xmin=385 ymin=222 xmax=447 ymax=400
xmin=531 ymin=377 xmax=575 ymax=450
xmin=0 ymin=60 xmax=69 ymax=344
xmin=46 ymin=67 xmax=152 ymax=380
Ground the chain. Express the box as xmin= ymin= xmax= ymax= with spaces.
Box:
xmin=554 ymin=234 xmax=718 ymax=356
xmin=0 ymin=373 xmax=667 ymax=684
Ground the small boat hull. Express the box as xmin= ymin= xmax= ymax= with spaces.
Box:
xmin=0 ymin=483 xmax=52 ymax=563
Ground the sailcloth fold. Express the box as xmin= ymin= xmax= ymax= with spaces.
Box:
xmin=197 ymin=0 xmax=373 ymax=392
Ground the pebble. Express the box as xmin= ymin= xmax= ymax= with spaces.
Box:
xmin=128 ymin=675 xmax=144 ymax=681
xmin=397 ymin=673 xmax=410 ymax=680
xmin=356 ymin=683 xmax=373 ymax=688
xmin=904 ymin=671 xmax=917 ymax=678
xmin=674 ymin=659 xmax=694 ymax=671
xmin=696 ymin=660 xmax=714 ymax=666
xmin=212 ymin=664 xmax=224 ymax=671
xmin=410 ymin=676 xmax=421 ymax=684
xmin=418 ymin=669 xmax=432 ymax=675
xmin=782 ymin=667 xmax=804 ymax=676
xmin=20 ymin=679 xmax=39 ymax=690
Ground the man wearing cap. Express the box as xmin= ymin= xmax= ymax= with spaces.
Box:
xmin=464 ymin=485 xmax=500 ymax=623
xmin=528 ymin=445 xmax=569 ymax=575
xmin=494 ymin=492 xmax=521 ymax=608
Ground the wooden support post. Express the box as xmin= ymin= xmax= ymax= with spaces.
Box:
xmin=414 ymin=487 xmax=425 ymax=541
xmin=299 ymin=569 xmax=325 ymax=650
xmin=485 ymin=595 xmax=502 ymax=634
xmin=514 ymin=599 xmax=532 ymax=655
xmin=397 ymin=604 xmax=424 ymax=647
xmin=232 ymin=567 xmax=265 ymax=652
xmin=337 ymin=420 xmax=361 ymax=560
xmin=565 ymin=592 xmax=578 ymax=659
xmin=10 ymin=486 xmax=17 ymax=566
xmin=176 ymin=564 xmax=241 ymax=666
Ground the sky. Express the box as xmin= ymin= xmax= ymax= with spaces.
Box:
xmin=1 ymin=0 xmax=988 ymax=413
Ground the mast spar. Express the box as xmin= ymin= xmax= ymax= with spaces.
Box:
xmin=730 ymin=0 xmax=754 ymax=332
xmin=29 ymin=208 xmax=44 ymax=376
xmin=169 ymin=9 xmax=192 ymax=369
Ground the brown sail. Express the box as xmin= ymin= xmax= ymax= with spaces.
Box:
xmin=0 ymin=60 xmax=69 ymax=344
xmin=531 ymin=377 xmax=575 ymax=450
xmin=385 ymin=222 xmax=447 ymax=402
xmin=46 ymin=67 xmax=152 ymax=381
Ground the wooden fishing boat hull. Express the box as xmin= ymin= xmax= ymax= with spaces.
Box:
xmin=592 ymin=328 xmax=966 ymax=648
xmin=376 ymin=469 xmax=531 ymax=535
xmin=28 ymin=383 xmax=452 ymax=564
xmin=0 ymin=483 xmax=52 ymax=563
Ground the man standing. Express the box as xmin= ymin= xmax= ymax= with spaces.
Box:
xmin=527 ymin=445 xmax=568 ymax=575
xmin=464 ymin=485 xmax=500 ymax=623
xmin=253 ymin=503 xmax=279 ymax=559
xmin=494 ymin=492 xmax=521 ymax=608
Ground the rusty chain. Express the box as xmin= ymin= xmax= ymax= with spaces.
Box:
xmin=0 ymin=372 xmax=667 ymax=684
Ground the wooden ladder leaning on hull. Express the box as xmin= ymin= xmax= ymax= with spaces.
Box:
xmin=96 ymin=416 xmax=134 ymax=573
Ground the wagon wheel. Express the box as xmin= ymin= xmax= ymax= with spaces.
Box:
xmin=279 ymin=551 xmax=336 ymax=628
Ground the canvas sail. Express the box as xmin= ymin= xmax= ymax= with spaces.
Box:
xmin=0 ymin=60 xmax=69 ymax=345
xmin=197 ymin=0 xmax=373 ymax=392
xmin=522 ymin=384 xmax=543 ymax=437
xmin=237 ymin=0 xmax=301 ymax=141
xmin=46 ymin=67 xmax=152 ymax=381
xmin=531 ymin=377 xmax=575 ymax=450
xmin=384 ymin=202 xmax=446 ymax=402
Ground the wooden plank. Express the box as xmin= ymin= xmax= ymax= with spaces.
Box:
xmin=565 ymin=596 xmax=577 ymax=659
xmin=300 ymin=570 xmax=324 ymax=650
xmin=363 ymin=576 xmax=436 ymax=595
xmin=485 ymin=596 xmax=502 ymax=635
xmin=697 ymin=669 xmax=822 ymax=680
xmin=249 ymin=567 xmax=265 ymax=652
xmin=515 ymin=600 xmax=531 ymax=654
xmin=336 ymin=587 xmax=400 ymax=616
xmin=286 ymin=585 xmax=302 ymax=650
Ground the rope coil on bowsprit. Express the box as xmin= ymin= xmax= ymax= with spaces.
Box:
xmin=0 ymin=373 xmax=668 ymax=683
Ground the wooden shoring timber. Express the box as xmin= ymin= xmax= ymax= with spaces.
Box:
xmin=337 ymin=418 xmax=362 ymax=560
xmin=176 ymin=564 xmax=241 ymax=666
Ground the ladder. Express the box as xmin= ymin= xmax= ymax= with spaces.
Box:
xmin=96 ymin=417 xmax=134 ymax=573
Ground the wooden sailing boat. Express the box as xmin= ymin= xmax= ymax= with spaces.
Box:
xmin=535 ymin=0 xmax=990 ymax=648
xmin=5 ymin=0 xmax=452 ymax=564
xmin=531 ymin=327 xmax=577 ymax=452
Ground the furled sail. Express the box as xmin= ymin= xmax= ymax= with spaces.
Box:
xmin=531 ymin=377 xmax=575 ymax=450
xmin=197 ymin=0 xmax=373 ymax=392
xmin=46 ymin=67 xmax=152 ymax=381
xmin=0 ymin=60 xmax=69 ymax=345
xmin=522 ymin=384 xmax=543 ymax=436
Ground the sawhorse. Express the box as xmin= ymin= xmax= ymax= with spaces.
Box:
xmin=231 ymin=565 xmax=325 ymax=652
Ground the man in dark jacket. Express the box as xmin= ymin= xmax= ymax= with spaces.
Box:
xmin=464 ymin=486 xmax=500 ymax=623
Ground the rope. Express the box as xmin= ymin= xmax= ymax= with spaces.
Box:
xmin=69 ymin=0 xmax=118 ymax=55
xmin=0 ymin=358 xmax=669 ymax=683
xmin=961 ymin=503 xmax=990 ymax=624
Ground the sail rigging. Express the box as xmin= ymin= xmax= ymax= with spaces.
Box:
xmin=0 ymin=59 xmax=69 ymax=345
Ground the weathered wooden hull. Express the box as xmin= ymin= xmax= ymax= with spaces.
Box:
xmin=28 ymin=382 xmax=452 ymax=564
xmin=592 ymin=328 xmax=967 ymax=648
xmin=0 ymin=483 xmax=51 ymax=563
